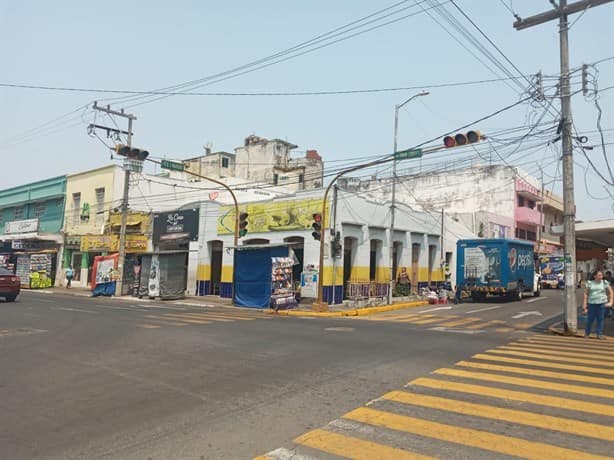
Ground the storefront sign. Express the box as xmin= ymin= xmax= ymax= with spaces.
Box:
xmin=81 ymin=235 xmax=116 ymax=252
xmin=80 ymin=234 xmax=149 ymax=253
xmin=11 ymin=240 xmax=51 ymax=251
xmin=5 ymin=218 xmax=39 ymax=234
xmin=217 ymin=198 xmax=329 ymax=235
xmin=153 ymin=209 xmax=199 ymax=242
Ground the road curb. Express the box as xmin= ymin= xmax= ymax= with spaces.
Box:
xmin=269 ymin=300 xmax=428 ymax=317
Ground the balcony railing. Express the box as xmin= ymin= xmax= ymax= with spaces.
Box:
xmin=515 ymin=206 xmax=541 ymax=226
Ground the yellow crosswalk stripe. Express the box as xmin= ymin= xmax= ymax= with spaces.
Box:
xmin=486 ymin=348 xmax=614 ymax=368
xmin=472 ymin=353 xmax=614 ymax=376
xmin=510 ymin=340 xmax=614 ymax=357
xmin=370 ymin=313 xmax=424 ymax=321
xmin=498 ymin=345 xmax=614 ymax=362
xmin=456 ymin=360 xmax=614 ymax=386
xmin=343 ymin=407 xmax=611 ymax=460
xmin=523 ymin=335 xmax=614 ymax=350
xmin=434 ymin=317 xmax=482 ymax=327
xmin=145 ymin=315 xmax=212 ymax=325
xmin=293 ymin=428 xmax=434 ymax=460
xmin=512 ymin=322 xmax=534 ymax=329
xmin=408 ymin=315 xmax=456 ymax=325
xmin=161 ymin=313 xmax=234 ymax=322
xmin=140 ymin=316 xmax=190 ymax=326
xmin=433 ymin=367 xmax=614 ymax=399
xmin=173 ymin=312 xmax=253 ymax=320
xmin=411 ymin=377 xmax=614 ymax=416
xmin=495 ymin=327 xmax=514 ymax=332
xmin=465 ymin=320 xmax=506 ymax=330
xmin=137 ymin=324 xmax=161 ymax=329
xmin=382 ymin=390 xmax=614 ymax=441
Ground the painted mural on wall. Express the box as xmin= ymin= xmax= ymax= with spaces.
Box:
xmin=217 ymin=198 xmax=329 ymax=235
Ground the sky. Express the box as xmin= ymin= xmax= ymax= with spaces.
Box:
xmin=1 ymin=0 xmax=613 ymax=220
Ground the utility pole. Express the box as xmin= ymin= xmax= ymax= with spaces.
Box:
xmin=92 ymin=102 xmax=137 ymax=297
xmin=331 ymin=184 xmax=339 ymax=305
xmin=389 ymin=90 xmax=429 ymax=304
xmin=514 ymin=0 xmax=614 ymax=333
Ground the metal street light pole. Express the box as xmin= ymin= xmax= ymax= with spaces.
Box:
xmin=388 ymin=91 xmax=429 ymax=304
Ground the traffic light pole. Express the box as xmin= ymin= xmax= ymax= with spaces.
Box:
xmin=513 ymin=0 xmax=614 ymax=333
xmin=146 ymin=158 xmax=240 ymax=247
xmin=92 ymin=102 xmax=137 ymax=297
xmin=389 ymin=91 xmax=429 ymax=304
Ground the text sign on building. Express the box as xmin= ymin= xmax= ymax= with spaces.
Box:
xmin=153 ymin=209 xmax=199 ymax=242
xmin=4 ymin=218 xmax=39 ymax=234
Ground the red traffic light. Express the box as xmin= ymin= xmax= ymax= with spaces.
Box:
xmin=443 ymin=130 xmax=482 ymax=148
xmin=313 ymin=213 xmax=322 ymax=223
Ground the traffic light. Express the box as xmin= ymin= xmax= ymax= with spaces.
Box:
xmin=443 ymin=130 xmax=482 ymax=148
xmin=331 ymin=231 xmax=342 ymax=257
xmin=239 ymin=212 xmax=249 ymax=238
xmin=115 ymin=144 xmax=149 ymax=161
xmin=311 ymin=213 xmax=322 ymax=241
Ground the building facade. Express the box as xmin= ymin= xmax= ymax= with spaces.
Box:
xmin=0 ymin=176 xmax=66 ymax=288
xmin=190 ymin=190 xmax=473 ymax=304
xmin=338 ymin=164 xmax=563 ymax=255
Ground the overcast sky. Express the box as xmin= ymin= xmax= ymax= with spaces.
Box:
xmin=1 ymin=1 xmax=612 ymax=220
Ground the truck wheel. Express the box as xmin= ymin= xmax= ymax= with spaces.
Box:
xmin=534 ymin=285 xmax=541 ymax=297
xmin=517 ymin=288 xmax=523 ymax=301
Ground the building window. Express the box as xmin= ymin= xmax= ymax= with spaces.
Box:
xmin=515 ymin=228 xmax=527 ymax=239
xmin=517 ymin=195 xmax=525 ymax=207
xmin=34 ymin=203 xmax=46 ymax=218
xmin=72 ymin=193 xmax=81 ymax=226
xmin=298 ymin=173 xmax=304 ymax=183
xmin=221 ymin=157 xmax=229 ymax=168
xmin=528 ymin=200 xmax=535 ymax=209
xmin=527 ymin=230 xmax=537 ymax=241
xmin=95 ymin=188 xmax=105 ymax=226
xmin=273 ymin=174 xmax=279 ymax=185
xmin=14 ymin=206 xmax=24 ymax=220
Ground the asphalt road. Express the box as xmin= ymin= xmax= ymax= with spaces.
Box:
xmin=1 ymin=289 xmax=568 ymax=459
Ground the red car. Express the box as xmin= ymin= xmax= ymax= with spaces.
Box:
xmin=0 ymin=267 xmax=20 ymax=302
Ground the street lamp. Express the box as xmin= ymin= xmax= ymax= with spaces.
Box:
xmin=388 ymin=90 xmax=430 ymax=304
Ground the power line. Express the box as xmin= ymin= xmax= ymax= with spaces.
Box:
xmin=0 ymin=75 xmax=530 ymax=96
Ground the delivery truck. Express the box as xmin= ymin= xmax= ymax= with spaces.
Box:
xmin=456 ymin=238 xmax=540 ymax=301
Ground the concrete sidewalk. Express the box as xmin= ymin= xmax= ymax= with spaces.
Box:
xmin=27 ymin=286 xmax=428 ymax=317
xmin=549 ymin=307 xmax=614 ymax=338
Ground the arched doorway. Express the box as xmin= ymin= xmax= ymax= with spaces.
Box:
xmin=283 ymin=236 xmax=304 ymax=284
xmin=343 ymin=237 xmax=357 ymax=299
xmin=208 ymin=240 xmax=223 ymax=295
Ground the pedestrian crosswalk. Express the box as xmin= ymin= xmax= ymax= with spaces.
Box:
xmin=256 ymin=333 xmax=614 ymax=459
xmin=136 ymin=309 xmax=271 ymax=329
xmin=354 ymin=311 xmax=528 ymax=333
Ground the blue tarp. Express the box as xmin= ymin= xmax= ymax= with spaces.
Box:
xmin=233 ymin=246 xmax=287 ymax=308
xmin=92 ymin=281 xmax=116 ymax=297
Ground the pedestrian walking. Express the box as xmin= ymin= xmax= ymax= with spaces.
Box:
xmin=396 ymin=267 xmax=411 ymax=296
xmin=583 ymin=270 xmax=613 ymax=339
xmin=65 ymin=265 xmax=74 ymax=289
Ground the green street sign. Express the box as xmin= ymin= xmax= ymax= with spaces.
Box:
xmin=394 ymin=148 xmax=422 ymax=160
xmin=161 ymin=159 xmax=184 ymax=172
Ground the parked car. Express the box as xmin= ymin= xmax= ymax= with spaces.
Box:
xmin=0 ymin=267 xmax=20 ymax=302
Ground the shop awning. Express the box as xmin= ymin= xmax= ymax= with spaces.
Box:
xmin=0 ymin=232 xmax=63 ymax=244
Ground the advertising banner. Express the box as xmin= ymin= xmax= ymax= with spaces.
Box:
xmin=153 ymin=209 xmax=199 ymax=242
xmin=217 ymin=198 xmax=329 ymax=235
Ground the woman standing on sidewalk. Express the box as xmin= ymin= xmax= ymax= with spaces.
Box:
xmin=583 ymin=270 xmax=613 ymax=339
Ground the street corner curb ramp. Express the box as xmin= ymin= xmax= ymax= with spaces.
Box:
xmin=268 ymin=300 xmax=428 ymax=318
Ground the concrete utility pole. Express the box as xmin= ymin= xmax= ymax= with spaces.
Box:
xmin=513 ymin=0 xmax=614 ymax=333
xmin=92 ymin=102 xmax=137 ymax=297
xmin=389 ymin=91 xmax=429 ymax=304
